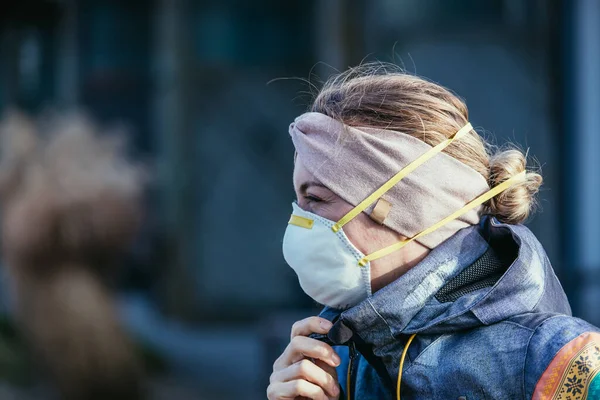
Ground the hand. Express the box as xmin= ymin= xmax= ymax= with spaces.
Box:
xmin=267 ymin=316 xmax=341 ymax=400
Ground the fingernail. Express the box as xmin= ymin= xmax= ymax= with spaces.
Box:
xmin=320 ymin=320 xmax=332 ymax=330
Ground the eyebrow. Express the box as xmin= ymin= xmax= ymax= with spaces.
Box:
xmin=299 ymin=181 xmax=330 ymax=194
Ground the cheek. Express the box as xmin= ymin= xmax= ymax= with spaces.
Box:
xmin=343 ymin=214 xmax=393 ymax=255
xmin=314 ymin=201 xmax=351 ymax=221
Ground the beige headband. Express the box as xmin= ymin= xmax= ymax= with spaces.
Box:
xmin=289 ymin=112 xmax=490 ymax=249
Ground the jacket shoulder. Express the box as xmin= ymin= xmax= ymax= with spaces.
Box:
xmin=523 ymin=314 xmax=600 ymax=399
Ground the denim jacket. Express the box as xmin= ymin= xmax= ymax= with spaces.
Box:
xmin=319 ymin=216 xmax=600 ymax=399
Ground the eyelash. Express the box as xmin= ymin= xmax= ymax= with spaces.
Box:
xmin=304 ymin=195 xmax=322 ymax=203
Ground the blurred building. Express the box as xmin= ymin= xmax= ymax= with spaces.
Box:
xmin=0 ymin=0 xmax=599 ymax=398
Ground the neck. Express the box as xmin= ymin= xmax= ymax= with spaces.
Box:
xmin=371 ymin=246 xmax=431 ymax=293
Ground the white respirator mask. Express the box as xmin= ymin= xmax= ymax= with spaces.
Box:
xmin=282 ymin=202 xmax=372 ymax=309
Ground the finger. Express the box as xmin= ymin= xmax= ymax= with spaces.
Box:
xmin=314 ymin=359 xmax=338 ymax=382
xmin=267 ymin=380 xmax=328 ymax=400
xmin=270 ymin=359 xmax=339 ymax=398
xmin=281 ymin=336 xmax=341 ymax=369
xmin=314 ymin=359 xmax=339 ymax=399
xmin=291 ymin=317 xmax=333 ymax=339
xmin=273 ymin=336 xmax=340 ymax=371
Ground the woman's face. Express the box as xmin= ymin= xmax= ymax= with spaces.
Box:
xmin=293 ymin=156 xmax=430 ymax=293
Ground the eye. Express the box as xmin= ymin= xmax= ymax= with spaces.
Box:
xmin=304 ymin=194 xmax=322 ymax=203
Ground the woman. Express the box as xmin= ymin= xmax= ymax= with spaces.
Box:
xmin=267 ymin=64 xmax=600 ymax=400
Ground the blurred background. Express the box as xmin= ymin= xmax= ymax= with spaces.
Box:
xmin=0 ymin=0 xmax=598 ymax=399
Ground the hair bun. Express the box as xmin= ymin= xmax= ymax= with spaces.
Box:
xmin=486 ymin=148 xmax=542 ymax=224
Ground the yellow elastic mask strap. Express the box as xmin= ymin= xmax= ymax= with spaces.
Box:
xmin=331 ymin=123 xmax=474 ymax=233
xmin=357 ymin=170 xmax=527 ymax=267
xmin=397 ymin=333 xmax=417 ymax=400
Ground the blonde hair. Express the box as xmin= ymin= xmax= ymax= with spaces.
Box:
xmin=310 ymin=63 xmax=542 ymax=225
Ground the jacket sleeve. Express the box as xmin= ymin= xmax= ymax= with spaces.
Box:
xmin=524 ymin=315 xmax=600 ymax=399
